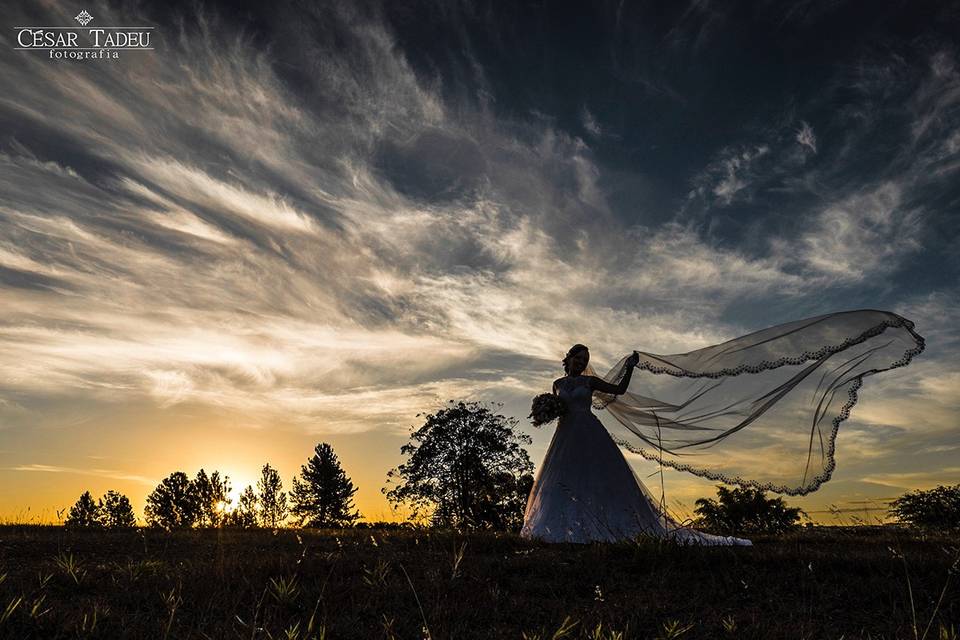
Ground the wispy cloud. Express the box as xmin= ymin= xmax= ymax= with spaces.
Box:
xmin=581 ymin=106 xmax=602 ymax=137
xmin=9 ymin=464 xmax=156 ymax=487
xmin=687 ymin=143 xmax=771 ymax=206
xmin=795 ymin=120 xmax=817 ymax=153
xmin=791 ymin=181 xmax=924 ymax=282
xmin=861 ymin=467 xmax=960 ymax=491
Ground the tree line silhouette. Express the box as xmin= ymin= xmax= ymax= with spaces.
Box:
xmin=65 ymin=401 xmax=536 ymax=531
xmin=67 ymin=442 xmax=362 ymax=530
xmin=62 ymin=399 xmax=958 ymax=534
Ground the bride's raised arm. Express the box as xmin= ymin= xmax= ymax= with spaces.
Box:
xmin=587 ymin=351 xmax=639 ymax=395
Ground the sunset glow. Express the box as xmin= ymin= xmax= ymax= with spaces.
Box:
xmin=1 ymin=0 xmax=958 ymax=527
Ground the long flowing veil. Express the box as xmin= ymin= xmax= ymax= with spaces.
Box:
xmin=582 ymin=309 xmax=925 ymax=496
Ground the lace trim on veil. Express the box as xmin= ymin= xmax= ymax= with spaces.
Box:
xmin=587 ymin=313 xmax=926 ymax=496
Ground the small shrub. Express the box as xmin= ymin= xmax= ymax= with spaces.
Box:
xmin=889 ymin=484 xmax=960 ymax=530
xmin=694 ymin=486 xmax=803 ymax=535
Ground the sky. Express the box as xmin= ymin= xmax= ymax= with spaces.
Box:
xmin=1 ymin=0 xmax=958 ymax=525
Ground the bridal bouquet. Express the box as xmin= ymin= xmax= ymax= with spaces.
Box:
xmin=528 ymin=393 xmax=566 ymax=427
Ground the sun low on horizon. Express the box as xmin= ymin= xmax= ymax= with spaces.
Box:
xmin=1 ymin=0 xmax=959 ymax=528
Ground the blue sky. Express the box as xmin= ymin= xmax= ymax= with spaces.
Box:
xmin=0 ymin=0 xmax=957 ymax=522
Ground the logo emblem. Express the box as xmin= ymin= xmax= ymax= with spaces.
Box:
xmin=74 ymin=10 xmax=93 ymax=26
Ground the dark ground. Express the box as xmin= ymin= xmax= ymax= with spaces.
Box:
xmin=0 ymin=525 xmax=957 ymax=639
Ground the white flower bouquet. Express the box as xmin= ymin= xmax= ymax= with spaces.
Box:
xmin=528 ymin=392 xmax=567 ymax=427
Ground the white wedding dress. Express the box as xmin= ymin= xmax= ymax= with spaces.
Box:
xmin=520 ymin=374 xmax=752 ymax=546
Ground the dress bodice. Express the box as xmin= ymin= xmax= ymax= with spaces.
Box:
xmin=556 ymin=375 xmax=593 ymax=414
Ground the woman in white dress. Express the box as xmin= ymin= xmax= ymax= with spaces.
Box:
xmin=520 ymin=310 xmax=925 ymax=545
xmin=520 ymin=343 xmax=752 ymax=546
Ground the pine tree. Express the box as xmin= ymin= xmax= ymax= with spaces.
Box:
xmin=290 ymin=443 xmax=361 ymax=528
xmin=101 ymin=490 xmax=137 ymax=528
xmin=145 ymin=471 xmax=199 ymax=528
xmin=65 ymin=491 xmax=104 ymax=527
xmin=208 ymin=470 xmax=231 ymax=526
xmin=256 ymin=463 xmax=288 ymax=528
xmin=193 ymin=469 xmax=231 ymax=527
xmin=193 ymin=469 xmax=213 ymax=527
xmin=229 ymin=485 xmax=259 ymax=528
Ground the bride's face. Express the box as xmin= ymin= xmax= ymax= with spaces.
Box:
xmin=570 ymin=349 xmax=589 ymax=373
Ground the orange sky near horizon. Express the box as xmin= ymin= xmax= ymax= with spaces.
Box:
xmin=3 ymin=382 xmax=954 ymax=527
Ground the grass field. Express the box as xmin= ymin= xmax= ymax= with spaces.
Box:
xmin=0 ymin=525 xmax=957 ymax=639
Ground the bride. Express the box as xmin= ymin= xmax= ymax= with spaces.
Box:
xmin=520 ymin=343 xmax=752 ymax=545
xmin=520 ymin=310 xmax=925 ymax=545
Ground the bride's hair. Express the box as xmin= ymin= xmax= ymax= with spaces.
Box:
xmin=562 ymin=344 xmax=589 ymax=374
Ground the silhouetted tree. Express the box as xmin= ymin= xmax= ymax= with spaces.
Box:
xmin=193 ymin=469 xmax=213 ymax=526
xmin=145 ymin=471 xmax=199 ymax=529
xmin=193 ymin=469 xmax=231 ymax=527
xmin=257 ymin=463 xmax=288 ymax=528
xmin=889 ymin=484 xmax=960 ymax=530
xmin=290 ymin=443 xmax=361 ymax=528
xmin=208 ymin=470 xmax=231 ymax=526
xmin=694 ymin=486 xmax=803 ymax=536
xmin=65 ymin=491 xmax=104 ymax=527
xmin=229 ymin=485 xmax=259 ymax=528
xmin=384 ymin=400 xmax=535 ymax=530
xmin=485 ymin=471 xmax=534 ymax=531
xmin=101 ymin=489 xmax=137 ymax=528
